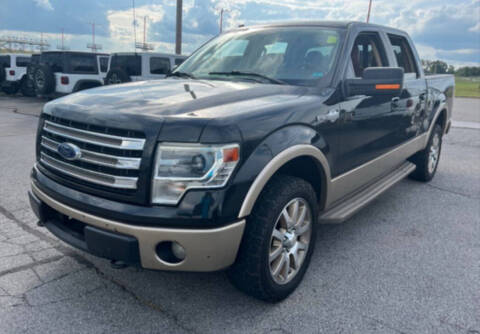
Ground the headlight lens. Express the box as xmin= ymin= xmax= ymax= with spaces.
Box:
xmin=152 ymin=143 xmax=240 ymax=205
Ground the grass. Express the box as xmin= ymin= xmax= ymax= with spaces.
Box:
xmin=455 ymin=77 xmax=480 ymax=98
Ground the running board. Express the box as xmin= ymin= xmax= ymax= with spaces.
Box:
xmin=319 ymin=161 xmax=416 ymax=224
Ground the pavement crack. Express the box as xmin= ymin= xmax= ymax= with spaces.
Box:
xmin=0 ymin=255 xmax=63 ymax=277
xmin=362 ymin=315 xmax=409 ymax=334
xmin=89 ymin=266 xmax=201 ymax=334
xmin=425 ymin=183 xmax=479 ymax=200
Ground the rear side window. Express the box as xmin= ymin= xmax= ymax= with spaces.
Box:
xmin=388 ymin=34 xmax=419 ymax=78
xmin=111 ymin=55 xmax=141 ymax=76
xmin=41 ymin=53 xmax=64 ymax=72
xmin=348 ymin=33 xmax=389 ymax=78
xmin=68 ymin=54 xmax=97 ymax=73
xmin=175 ymin=58 xmax=185 ymax=66
xmin=16 ymin=57 xmax=30 ymax=67
xmin=0 ymin=55 xmax=11 ymax=67
xmin=150 ymin=57 xmax=171 ymax=75
xmin=99 ymin=57 xmax=109 ymax=72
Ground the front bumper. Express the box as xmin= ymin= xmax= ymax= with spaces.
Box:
xmin=30 ymin=182 xmax=245 ymax=272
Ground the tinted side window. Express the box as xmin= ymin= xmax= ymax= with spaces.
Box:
xmin=175 ymin=58 xmax=185 ymax=66
xmin=99 ymin=57 xmax=109 ymax=72
xmin=111 ymin=55 xmax=141 ymax=76
xmin=41 ymin=53 xmax=64 ymax=72
xmin=69 ymin=54 xmax=97 ymax=73
xmin=150 ymin=57 xmax=170 ymax=75
xmin=0 ymin=55 xmax=11 ymax=67
xmin=349 ymin=33 xmax=388 ymax=78
xmin=388 ymin=34 xmax=419 ymax=77
xmin=16 ymin=57 xmax=30 ymax=67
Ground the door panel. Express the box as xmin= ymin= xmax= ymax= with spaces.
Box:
xmin=333 ymin=32 xmax=399 ymax=177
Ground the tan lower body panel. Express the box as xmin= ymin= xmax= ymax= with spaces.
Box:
xmin=32 ymin=182 xmax=245 ymax=272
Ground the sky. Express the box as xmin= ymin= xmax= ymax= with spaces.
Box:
xmin=1 ymin=0 xmax=479 ymax=67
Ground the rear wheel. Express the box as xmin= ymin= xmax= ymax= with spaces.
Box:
xmin=409 ymin=124 xmax=443 ymax=182
xmin=228 ymin=175 xmax=318 ymax=302
xmin=21 ymin=78 xmax=36 ymax=97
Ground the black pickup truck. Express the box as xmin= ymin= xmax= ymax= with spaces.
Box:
xmin=29 ymin=21 xmax=454 ymax=302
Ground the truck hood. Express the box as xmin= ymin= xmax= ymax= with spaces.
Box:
xmin=43 ymin=78 xmax=319 ymax=143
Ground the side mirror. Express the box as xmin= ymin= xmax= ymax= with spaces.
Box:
xmin=346 ymin=67 xmax=404 ymax=97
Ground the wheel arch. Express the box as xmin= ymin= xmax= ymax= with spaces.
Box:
xmin=237 ymin=144 xmax=331 ymax=219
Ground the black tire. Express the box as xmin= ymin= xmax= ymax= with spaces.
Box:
xmin=105 ymin=68 xmax=131 ymax=85
xmin=227 ymin=175 xmax=318 ymax=302
xmin=409 ymin=124 xmax=443 ymax=182
xmin=21 ymin=78 xmax=36 ymax=97
xmin=33 ymin=65 xmax=55 ymax=95
xmin=2 ymin=83 xmax=20 ymax=95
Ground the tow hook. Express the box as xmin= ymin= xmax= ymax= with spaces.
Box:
xmin=110 ymin=260 xmax=128 ymax=269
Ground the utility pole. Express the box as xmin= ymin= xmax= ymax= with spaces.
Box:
xmin=366 ymin=0 xmax=373 ymax=23
xmin=132 ymin=0 xmax=137 ymax=52
xmin=87 ymin=22 xmax=102 ymax=52
xmin=218 ymin=8 xmax=230 ymax=34
xmin=220 ymin=8 xmax=224 ymax=34
xmin=175 ymin=0 xmax=182 ymax=55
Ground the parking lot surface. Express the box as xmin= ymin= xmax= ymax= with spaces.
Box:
xmin=0 ymin=95 xmax=479 ymax=334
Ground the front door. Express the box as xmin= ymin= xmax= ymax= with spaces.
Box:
xmin=334 ymin=32 xmax=399 ymax=177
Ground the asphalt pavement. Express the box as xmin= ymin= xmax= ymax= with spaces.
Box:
xmin=0 ymin=95 xmax=479 ymax=334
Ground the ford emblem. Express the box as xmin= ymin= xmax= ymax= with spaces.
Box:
xmin=57 ymin=143 xmax=82 ymax=161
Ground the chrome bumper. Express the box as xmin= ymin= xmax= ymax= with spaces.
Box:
xmin=31 ymin=182 xmax=245 ymax=272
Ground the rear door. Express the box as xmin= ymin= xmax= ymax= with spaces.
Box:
xmin=387 ymin=34 xmax=428 ymax=140
xmin=335 ymin=31 xmax=398 ymax=176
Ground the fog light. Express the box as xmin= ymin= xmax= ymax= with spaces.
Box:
xmin=155 ymin=241 xmax=186 ymax=264
xmin=171 ymin=242 xmax=186 ymax=261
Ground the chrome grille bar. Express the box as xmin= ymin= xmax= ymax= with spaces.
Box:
xmin=40 ymin=153 xmax=138 ymax=189
xmin=41 ymin=136 xmax=141 ymax=170
xmin=43 ymin=121 xmax=145 ymax=150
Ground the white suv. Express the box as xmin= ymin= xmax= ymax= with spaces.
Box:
xmin=105 ymin=52 xmax=187 ymax=84
xmin=0 ymin=53 xmax=31 ymax=95
xmin=32 ymin=51 xmax=109 ymax=97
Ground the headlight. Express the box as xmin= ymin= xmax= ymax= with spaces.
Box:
xmin=152 ymin=143 xmax=240 ymax=205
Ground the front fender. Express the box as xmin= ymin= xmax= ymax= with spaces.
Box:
xmin=233 ymin=125 xmax=332 ymax=218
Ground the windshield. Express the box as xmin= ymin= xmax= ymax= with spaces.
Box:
xmin=175 ymin=26 xmax=345 ymax=86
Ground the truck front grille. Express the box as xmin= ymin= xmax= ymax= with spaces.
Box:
xmin=39 ymin=115 xmax=145 ymax=194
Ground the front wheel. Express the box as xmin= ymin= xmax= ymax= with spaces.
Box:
xmin=227 ymin=175 xmax=318 ymax=302
xmin=409 ymin=124 xmax=443 ymax=182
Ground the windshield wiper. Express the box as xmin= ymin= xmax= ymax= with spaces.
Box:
xmin=166 ymin=71 xmax=196 ymax=79
xmin=208 ymin=71 xmax=287 ymax=85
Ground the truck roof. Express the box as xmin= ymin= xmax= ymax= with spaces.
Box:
xmin=41 ymin=51 xmax=109 ymax=56
xmin=111 ymin=52 xmax=187 ymax=58
xmin=232 ymin=20 xmax=407 ymax=35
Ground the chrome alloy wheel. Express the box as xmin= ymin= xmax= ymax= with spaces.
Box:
xmin=428 ymin=132 xmax=441 ymax=174
xmin=269 ymin=198 xmax=312 ymax=285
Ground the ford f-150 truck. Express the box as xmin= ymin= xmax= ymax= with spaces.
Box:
xmin=28 ymin=21 xmax=454 ymax=302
